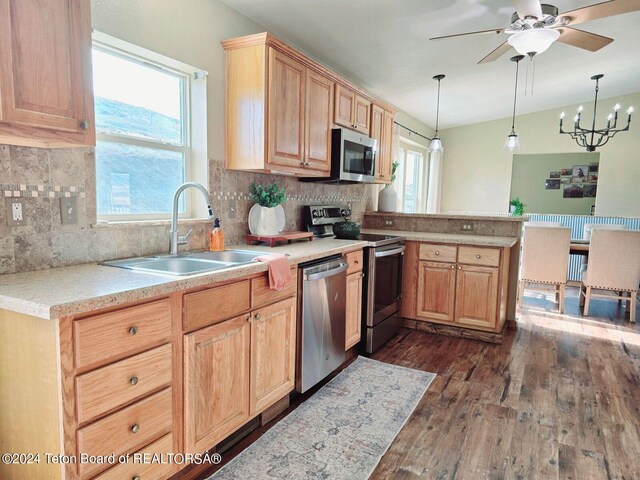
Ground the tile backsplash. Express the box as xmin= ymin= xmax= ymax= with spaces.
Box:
xmin=0 ymin=146 xmax=374 ymax=274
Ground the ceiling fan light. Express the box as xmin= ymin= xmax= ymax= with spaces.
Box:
xmin=504 ymin=133 xmax=521 ymax=151
xmin=507 ymin=28 xmax=560 ymax=55
xmin=428 ymin=137 xmax=444 ymax=153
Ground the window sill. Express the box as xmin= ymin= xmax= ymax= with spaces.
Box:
xmin=92 ymin=218 xmax=213 ymax=229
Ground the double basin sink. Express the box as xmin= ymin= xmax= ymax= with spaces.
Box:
xmin=102 ymin=250 xmax=263 ymax=276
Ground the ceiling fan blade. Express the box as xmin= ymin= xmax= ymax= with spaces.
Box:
xmin=561 ymin=0 xmax=640 ymax=26
xmin=478 ymin=41 xmax=513 ymax=64
xmin=430 ymin=27 xmax=505 ymax=41
xmin=557 ymin=27 xmax=614 ymax=51
xmin=513 ymin=0 xmax=543 ymax=19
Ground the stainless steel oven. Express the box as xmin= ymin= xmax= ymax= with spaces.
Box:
xmin=302 ymin=128 xmax=376 ymax=184
xmin=363 ymin=238 xmax=405 ymax=354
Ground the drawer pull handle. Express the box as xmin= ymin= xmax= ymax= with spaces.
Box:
xmin=132 ymin=476 xmax=141 ymax=480
xmin=354 ymin=260 xmax=359 ymax=264
xmin=129 ymin=326 xmax=138 ymax=336
xmin=435 ymin=251 xmax=439 ymax=256
xmin=129 ymin=376 xmax=139 ymax=386
xmin=476 ymin=254 xmax=481 ymax=259
xmin=131 ymin=424 xmax=140 ymax=434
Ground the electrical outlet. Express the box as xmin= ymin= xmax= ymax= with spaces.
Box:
xmin=5 ymin=198 xmax=26 ymax=227
xmin=384 ymin=219 xmax=394 ymax=227
xmin=60 ymin=197 xmax=78 ymax=225
xmin=461 ymin=222 xmax=474 ymax=232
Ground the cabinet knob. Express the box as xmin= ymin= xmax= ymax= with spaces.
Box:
xmin=361 ymin=273 xmax=365 ymax=278
xmin=476 ymin=254 xmax=481 ymax=259
xmin=131 ymin=424 xmax=140 ymax=434
xmin=80 ymin=120 xmax=89 ymax=131
xmin=255 ymin=313 xmax=261 ymax=321
xmin=458 ymin=266 xmax=462 ymax=270
xmin=435 ymin=251 xmax=439 ymax=256
xmin=132 ymin=476 xmax=141 ymax=480
xmin=450 ymin=264 xmax=455 ymax=269
xmin=129 ymin=376 xmax=139 ymax=386
xmin=128 ymin=326 xmax=138 ymax=335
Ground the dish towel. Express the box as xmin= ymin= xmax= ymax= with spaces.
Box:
xmin=254 ymin=254 xmax=292 ymax=291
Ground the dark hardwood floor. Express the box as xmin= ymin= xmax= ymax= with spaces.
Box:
xmin=189 ymin=287 xmax=640 ymax=479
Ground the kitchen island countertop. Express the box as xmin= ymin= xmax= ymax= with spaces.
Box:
xmin=362 ymin=229 xmax=519 ymax=248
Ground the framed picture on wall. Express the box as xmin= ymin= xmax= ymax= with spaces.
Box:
xmin=571 ymin=165 xmax=588 ymax=183
xmin=560 ymin=176 xmax=571 ymax=184
xmin=549 ymin=171 xmax=560 ymax=179
xmin=545 ymin=178 xmax=560 ymax=189
xmin=561 ymin=168 xmax=572 ymax=176
xmin=589 ymin=172 xmax=598 ymax=183
xmin=584 ymin=184 xmax=597 ymax=198
xmin=563 ymin=183 xmax=584 ymax=198
xmin=589 ymin=162 xmax=599 ymax=173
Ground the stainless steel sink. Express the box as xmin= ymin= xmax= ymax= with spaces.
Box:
xmin=101 ymin=250 xmax=263 ymax=276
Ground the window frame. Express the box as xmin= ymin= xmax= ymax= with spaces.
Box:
xmin=394 ymin=139 xmax=429 ymax=213
xmin=92 ymin=32 xmax=204 ymax=222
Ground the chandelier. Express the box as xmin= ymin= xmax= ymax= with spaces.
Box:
xmin=559 ymin=74 xmax=633 ymax=152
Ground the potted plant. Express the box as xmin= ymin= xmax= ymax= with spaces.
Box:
xmin=248 ymin=182 xmax=287 ymax=235
xmin=510 ymin=197 xmax=526 ymax=216
xmin=378 ymin=161 xmax=400 ymax=212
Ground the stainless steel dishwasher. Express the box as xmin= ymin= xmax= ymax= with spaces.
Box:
xmin=297 ymin=255 xmax=348 ymax=393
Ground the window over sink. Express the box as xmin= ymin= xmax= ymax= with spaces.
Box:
xmin=92 ymin=32 xmax=208 ymax=222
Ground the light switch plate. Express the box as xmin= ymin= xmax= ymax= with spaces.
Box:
xmin=5 ymin=198 xmax=26 ymax=227
xmin=60 ymin=197 xmax=78 ymax=225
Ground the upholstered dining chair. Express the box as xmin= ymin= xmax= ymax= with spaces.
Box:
xmin=519 ymin=226 xmax=572 ymax=313
xmin=524 ymin=221 xmax=564 ymax=227
xmin=580 ymin=229 xmax=640 ymax=323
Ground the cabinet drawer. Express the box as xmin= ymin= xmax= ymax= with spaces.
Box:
xmin=76 ymin=344 xmax=172 ymax=424
xmin=251 ymin=269 xmax=297 ymax=309
xmin=92 ymin=433 xmax=175 ymax=480
xmin=184 ymin=280 xmax=250 ymax=331
xmin=418 ymin=243 xmax=457 ymax=262
xmin=458 ymin=246 xmax=501 ymax=267
xmin=74 ymin=299 xmax=172 ymax=370
xmin=77 ymin=388 xmax=172 ymax=478
xmin=346 ymin=250 xmax=364 ymax=274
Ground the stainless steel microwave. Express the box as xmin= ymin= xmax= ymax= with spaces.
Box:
xmin=302 ymin=128 xmax=377 ymax=184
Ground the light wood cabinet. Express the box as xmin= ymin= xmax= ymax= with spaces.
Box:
xmin=305 ymin=69 xmax=334 ymax=172
xmin=345 ymin=272 xmax=363 ymax=349
xmin=250 ymin=297 xmax=296 ymax=414
xmin=184 ymin=315 xmax=251 ymax=453
xmin=370 ymin=104 xmax=395 ymax=184
xmin=404 ymin=242 xmax=510 ymax=334
xmin=0 ymin=0 xmax=95 ymax=148
xmin=334 ymin=84 xmax=371 ymax=135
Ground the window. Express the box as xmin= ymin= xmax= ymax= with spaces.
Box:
xmin=394 ymin=141 xmax=429 ymax=213
xmin=92 ymin=32 xmax=207 ymax=221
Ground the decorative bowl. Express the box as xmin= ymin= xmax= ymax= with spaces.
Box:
xmin=332 ymin=221 xmax=361 ymax=239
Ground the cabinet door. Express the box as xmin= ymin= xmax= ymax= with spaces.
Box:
xmin=416 ymin=261 xmax=456 ymax=323
xmin=345 ymin=272 xmax=363 ymax=350
xmin=0 ymin=0 xmax=95 ymax=147
xmin=381 ymin=110 xmax=395 ymax=182
xmin=455 ymin=265 xmax=499 ymax=330
xmin=304 ymin=70 xmax=333 ymax=174
xmin=250 ymin=297 xmax=296 ymax=415
xmin=370 ymin=104 xmax=385 ymax=181
xmin=184 ymin=315 xmax=250 ymax=453
xmin=267 ymin=48 xmax=305 ymax=169
xmin=353 ymin=94 xmax=371 ymax=135
xmin=334 ymin=84 xmax=355 ymax=129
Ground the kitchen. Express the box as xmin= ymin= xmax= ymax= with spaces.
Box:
xmin=1 ymin=1 xmax=639 ymax=479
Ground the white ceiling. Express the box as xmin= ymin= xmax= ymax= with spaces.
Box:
xmin=220 ymin=0 xmax=640 ymax=130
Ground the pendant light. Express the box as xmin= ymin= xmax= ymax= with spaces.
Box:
xmin=428 ymin=74 xmax=445 ymax=153
xmin=504 ymin=55 xmax=524 ymax=151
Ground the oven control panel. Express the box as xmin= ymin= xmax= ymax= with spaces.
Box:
xmin=305 ymin=205 xmax=351 ymax=226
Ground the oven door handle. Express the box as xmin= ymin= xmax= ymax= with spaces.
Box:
xmin=374 ymin=246 xmax=405 ymax=258
xmin=304 ymin=262 xmax=349 ymax=281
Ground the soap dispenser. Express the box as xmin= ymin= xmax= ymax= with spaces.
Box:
xmin=209 ymin=218 xmax=225 ymax=252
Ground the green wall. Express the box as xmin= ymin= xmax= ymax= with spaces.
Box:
xmin=510 ymin=152 xmax=599 ymax=215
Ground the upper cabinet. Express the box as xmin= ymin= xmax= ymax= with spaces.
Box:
xmin=0 ymin=0 xmax=95 ymax=148
xmin=223 ymin=33 xmax=394 ymax=177
xmin=371 ymin=103 xmax=395 ymax=184
xmin=334 ymin=84 xmax=370 ymax=135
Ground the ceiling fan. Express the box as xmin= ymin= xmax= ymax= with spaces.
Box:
xmin=430 ymin=0 xmax=640 ymax=64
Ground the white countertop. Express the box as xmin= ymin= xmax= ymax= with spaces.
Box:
xmin=0 ymin=238 xmax=367 ymax=320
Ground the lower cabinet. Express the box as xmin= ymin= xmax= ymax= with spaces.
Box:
xmin=345 ymin=271 xmax=363 ymax=349
xmin=184 ymin=315 xmax=251 ymax=454
xmin=455 ymin=265 xmax=499 ymax=329
xmin=416 ymin=261 xmax=456 ymax=323
xmin=250 ymin=297 xmax=296 ymax=414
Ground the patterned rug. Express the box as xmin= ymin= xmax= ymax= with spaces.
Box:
xmin=208 ymin=356 xmax=436 ymax=480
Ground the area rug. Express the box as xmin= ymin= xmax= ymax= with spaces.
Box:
xmin=208 ymin=356 xmax=435 ymax=480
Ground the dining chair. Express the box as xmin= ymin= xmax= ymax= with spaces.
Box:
xmin=524 ymin=221 xmax=563 ymax=227
xmin=580 ymin=224 xmax=627 ymax=272
xmin=519 ymin=226 xmax=572 ymax=313
xmin=580 ymin=229 xmax=640 ymax=323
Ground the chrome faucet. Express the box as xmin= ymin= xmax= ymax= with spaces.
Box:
xmin=169 ymin=182 xmax=214 ymax=255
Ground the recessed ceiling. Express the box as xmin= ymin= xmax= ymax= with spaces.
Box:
xmin=219 ymin=0 xmax=640 ymax=129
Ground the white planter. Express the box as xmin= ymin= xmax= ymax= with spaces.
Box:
xmin=248 ymin=204 xmax=285 ymax=236
xmin=378 ymin=185 xmax=398 ymax=213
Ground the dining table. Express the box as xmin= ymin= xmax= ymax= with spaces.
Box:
xmin=570 ymin=239 xmax=590 ymax=256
